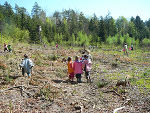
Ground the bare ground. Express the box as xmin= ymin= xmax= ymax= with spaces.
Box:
xmin=0 ymin=44 xmax=150 ymax=113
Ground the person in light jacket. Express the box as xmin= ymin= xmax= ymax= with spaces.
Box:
xmin=83 ymin=55 xmax=92 ymax=83
xmin=19 ymin=54 xmax=34 ymax=77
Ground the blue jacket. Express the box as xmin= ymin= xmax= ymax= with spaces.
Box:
xmin=20 ymin=58 xmax=34 ymax=73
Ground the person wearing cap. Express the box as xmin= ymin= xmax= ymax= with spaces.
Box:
xmin=19 ymin=54 xmax=34 ymax=77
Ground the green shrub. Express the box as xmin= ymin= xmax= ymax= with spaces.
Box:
xmin=3 ymin=24 xmax=29 ymax=43
xmin=142 ymin=38 xmax=150 ymax=46
xmin=113 ymin=35 xmax=118 ymax=44
xmin=142 ymin=70 xmax=150 ymax=78
xmin=50 ymin=41 xmax=55 ymax=46
xmin=106 ymin=36 xmax=113 ymax=44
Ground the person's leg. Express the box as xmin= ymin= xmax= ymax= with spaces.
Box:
xmin=125 ymin=51 xmax=127 ymax=56
xmin=68 ymin=74 xmax=71 ymax=82
xmin=85 ymin=72 xmax=88 ymax=82
xmin=22 ymin=68 xmax=25 ymax=76
xmin=87 ymin=72 xmax=91 ymax=83
xmin=78 ymin=74 xmax=82 ymax=83
xmin=76 ymin=74 xmax=79 ymax=82
xmin=4 ymin=48 xmax=6 ymax=52
xmin=126 ymin=51 xmax=128 ymax=56
xmin=70 ymin=73 xmax=74 ymax=82
xmin=27 ymin=72 xmax=31 ymax=78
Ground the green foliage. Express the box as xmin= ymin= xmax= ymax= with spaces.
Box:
xmin=48 ymin=54 xmax=58 ymax=61
xmin=106 ymin=34 xmax=138 ymax=46
xmin=76 ymin=31 xmax=89 ymax=46
xmin=142 ymin=70 xmax=150 ymax=78
xmin=4 ymin=75 xmax=13 ymax=83
xmin=120 ymin=36 xmax=124 ymax=45
xmin=135 ymin=39 xmax=139 ymax=46
xmin=69 ymin=33 xmax=75 ymax=46
xmin=96 ymin=80 xmax=108 ymax=88
xmin=142 ymin=38 xmax=150 ymax=46
xmin=38 ymin=84 xmax=59 ymax=101
xmin=50 ymin=41 xmax=55 ymax=46
xmin=42 ymin=36 xmax=49 ymax=45
xmin=106 ymin=36 xmax=113 ymax=44
xmin=0 ymin=2 xmax=150 ymax=47
xmin=14 ymin=27 xmax=29 ymax=42
xmin=3 ymin=24 xmax=29 ymax=43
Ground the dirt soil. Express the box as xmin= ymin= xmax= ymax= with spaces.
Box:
xmin=0 ymin=44 xmax=150 ymax=113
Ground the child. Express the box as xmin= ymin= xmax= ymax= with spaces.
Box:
xmin=80 ymin=55 xmax=85 ymax=63
xmin=67 ymin=57 xmax=74 ymax=82
xmin=87 ymin=50 xmax=92 ymax=61
xmin=73 ymin=56 xmax=83 ymax=83
xmin=19 ymin=54 xmax=34 ymax=78
xmin=131 ymin=43 xmax=133 ymax=50
xmin=83 ymin=55 xmax=92 ymax=83
xmin=56 ymin=44 xmax=58 ymax=49
xmin=124 ymin=43 xmax=128 ymax=56
xmin=7 ymin=44 xmax=12 ymax=52
xmin=4 ymin=43 xmax=8 ymax=52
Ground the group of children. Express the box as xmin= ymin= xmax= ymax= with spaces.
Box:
xmin=4 ymin=43 xmax=12 ymax=52
xmin=67 ymin=51 xmax=92 ymax=83
xmin=123 ymin=43 xmax=134 ymax=56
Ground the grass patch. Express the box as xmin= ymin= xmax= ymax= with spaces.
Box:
xmin=0 ymin=62 xmax=7 ymax=70
xmin=55 ymin=68 xmax=67 ymax=78
xmin=96 ymin=80 xmax=109 ymax=88
xmin=3 ymin=75 xmax=14 ymax=85
xmin=35 ymin=84 xmax=60 ymax=101
xmin=48 ymin=54 xmax=58 ymax=61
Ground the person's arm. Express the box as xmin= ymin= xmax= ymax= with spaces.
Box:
xmin=70 ymin=62 xmax=73 ymax=68
xmin=29 ymin=59 xmax=34 ymax=68
xmin=19 ymin=59 xmax=24 ymax=69
xmin=73 ymin=62 xmax=75 ymax=70
xmin=67 ymin=63 xmax=69 ymax=75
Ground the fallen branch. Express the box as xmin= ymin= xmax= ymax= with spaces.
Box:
xmin=103 ymin=90 xmax=121 ymax=96
xmin=113 ymin=106 xmax=125 ymax=113
xmin=0 ymin=85 xmax=24 ymax=92
xmin=0 ymin=85 xmax=33 ymax=97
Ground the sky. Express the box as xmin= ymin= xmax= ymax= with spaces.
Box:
xmin=1 ymin=0 xmax=150 ymax=21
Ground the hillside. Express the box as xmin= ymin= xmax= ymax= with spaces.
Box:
xmin=0 ymin=44 xmax=150 ymax=113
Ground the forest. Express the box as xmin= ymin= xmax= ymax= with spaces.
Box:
xmin=0 ymin=1 xmax=150 ymax=47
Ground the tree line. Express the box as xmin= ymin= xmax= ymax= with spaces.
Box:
xmin=0 ymin=2 xmax=150 ymax=47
